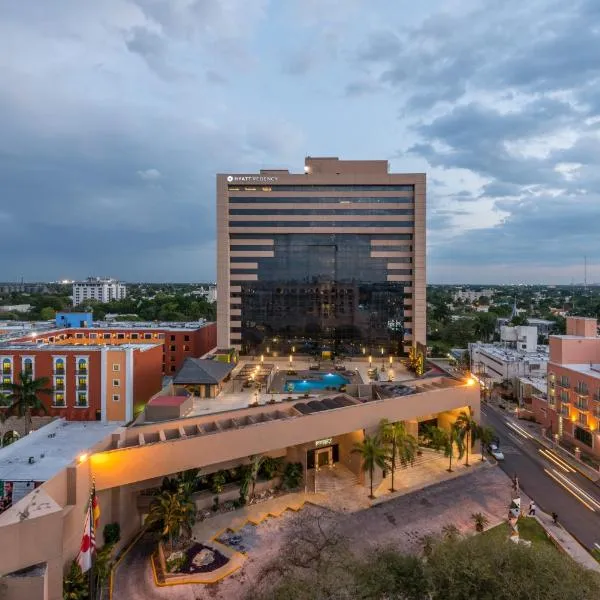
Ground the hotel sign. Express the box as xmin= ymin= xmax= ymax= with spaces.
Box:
xmin=315 ymin=437 xmax=333 ymax=447
xmin=226 ymin=175 xmax=279 ymax=184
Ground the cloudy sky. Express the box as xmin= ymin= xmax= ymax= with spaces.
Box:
xmin=2 ymin=0 xmax=600 ymax=284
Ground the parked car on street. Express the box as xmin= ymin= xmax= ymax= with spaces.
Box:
xmin=488 ymin=443 xmax=504 ymax=461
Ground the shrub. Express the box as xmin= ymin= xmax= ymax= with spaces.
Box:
xmin=260 ymin=457 xmax=283 ymax=480
xmin=210 ymin=471 xmax=226 ymax=494
xmin=103 ymin=522 xmax=121 ymax=546
xmin=165 ymin=550 xmax=187 ymax=573
xmin=282 ymin=462 xmax=303 ymax=489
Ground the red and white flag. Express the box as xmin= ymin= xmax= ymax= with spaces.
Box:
xmin=77 ymin=505 xmax=94 ymax=573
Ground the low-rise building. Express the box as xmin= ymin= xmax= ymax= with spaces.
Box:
xmin=526 ymin=318 xmax=556 ymax=338
xmin=532 ymin=316 xmax=600 ymax=458
xmin=0 ymin=321 xmax=217 ymax=423
xmin=72 ymin=277 xmax=127 ymax=306
xmin=469 ymin=328 xmax=549 ymax=387
xmin=0 ymin=371 xmax=480 ymax=600
xmin=453 ymin=288 xmax=494 ymax=303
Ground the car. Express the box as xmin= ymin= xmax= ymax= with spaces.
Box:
xmin=488 ymin=443 xmax=504 ymax=461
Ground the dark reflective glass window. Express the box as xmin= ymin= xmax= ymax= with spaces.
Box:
xmin=230 ymin=185 xmax=414 ymax=192
xmin=229 ymin=221 xmax=415 ymax=228
xmin=230 ymin=245 xmax=274 ymax=251
xmin=229 ymin=209 xmax=414 ymax=216
xmin=230 ymin=233 xmax=413 ymax=240
xmin=229 ymin=196 xmax=413 ymax=204
xmin=233 ymin=233 xmax=410 ymax=356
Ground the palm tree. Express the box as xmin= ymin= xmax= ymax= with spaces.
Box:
xmin=379 ymin=419 xmax=418 ymax=492
xmin=477 ymin=425 xmax=496 ymax=461
xmin=249 ymin=454 xmax=266 ymax=500
xmin=454 ymin=410 xmax=478 ymax=467
xmin=352 ymin=434 xmax=389 ymax=499
xmin=5 ymin=372 xmax=52 ymax=434
xmin=444 ymin=425 xmax=465 ymax=473
xmin=471 ymin=512 xmax=489 ymax=532
xmin=145 ymin=490 xmax=196 ymax=552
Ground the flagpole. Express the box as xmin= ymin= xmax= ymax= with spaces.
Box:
xmin=89 ymin=481 xmax=95 ymax=600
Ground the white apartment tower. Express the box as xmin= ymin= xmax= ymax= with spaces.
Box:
xmin=72 ymin=277 xmax=127 ymax=306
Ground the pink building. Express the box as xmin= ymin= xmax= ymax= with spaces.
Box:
xmin=532 ymin=317 xmax=600 ymax=457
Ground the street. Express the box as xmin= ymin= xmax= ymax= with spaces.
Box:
xmin=481 ymin=405 xmax=600 ymax=551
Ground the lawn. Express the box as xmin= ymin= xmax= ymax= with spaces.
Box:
xmin=482 ymin=516 xmax=553 ymax=547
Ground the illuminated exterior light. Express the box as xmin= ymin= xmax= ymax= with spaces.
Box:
xmin=78 ymin=453 xmax=88 ymax=464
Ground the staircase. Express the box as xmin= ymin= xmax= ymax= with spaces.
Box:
xmin=311 ymin=464 xmax=359 ymax=494
xmin=392 ymin=448 xmax=441 ymax=473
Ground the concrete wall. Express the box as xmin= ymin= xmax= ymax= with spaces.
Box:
xmin=566 ymin=317 xmax=597 ymax=337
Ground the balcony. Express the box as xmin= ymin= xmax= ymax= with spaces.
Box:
xmin=77 ymin=384 xmax=88 ymax=391
xmin=54 ymin=369 xmax=65 ymax=376
xmin=575 ymin=400 xmax=588 ymax=411
xmin=55 ymin=384 xmax=65 ymax=391
xmin=558 ymin=380 xmax=570 ymax=389
xmin=574 ymin=386 xmax=589 ymax=397
xmin=77 ymin=369 xmax=88 ymax=375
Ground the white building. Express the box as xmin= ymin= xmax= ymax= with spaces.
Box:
xmin=72 ymin=277 xmax=127 ymax=306
xmin=186 ymin=285 xmax=217 ymax=303
xmin=469 ymin=326 xmax=549 ymax=386
xmin=453 ymin=288 xmax=494 ymax=303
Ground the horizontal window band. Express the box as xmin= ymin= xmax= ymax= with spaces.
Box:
xmin=229 ymin=245 xmax=274 ymax=252
xmin=229 ymin=185 xmax=415 ymax=192
xmin=229 ymin=208 xmax=415 ymax=215
xmin=229 ymin=233 xmax=414 ymax=240
xmin=229 ymin=221 xmax=415 ymax=228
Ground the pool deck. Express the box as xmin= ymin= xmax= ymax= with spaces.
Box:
xmin=270 ymin=367 xmax=361 ymax=393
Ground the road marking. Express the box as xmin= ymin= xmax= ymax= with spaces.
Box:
xmin=504 ymin=420 xmax=534 ymax=440
xmin=539 ymin=448 xmax=576 ymax=473
xmin=544 ymin=468 xmax=600 ymax=511
xmin=506 ymin=432 xmax=524 ymax=446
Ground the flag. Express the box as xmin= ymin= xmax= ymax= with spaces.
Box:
xmin=92 ymin=486 xmax=100 ymax=531
xmin=77 ymin=505 xmax=93 ymax=573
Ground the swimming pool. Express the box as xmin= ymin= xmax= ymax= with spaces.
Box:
xmin=284 ymin=372 xmax=349 ymax=392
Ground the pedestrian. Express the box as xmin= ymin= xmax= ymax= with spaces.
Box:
xmin=528 ymin=501 xmax=536 ymax=516
xmin=552 ymin=512 xmax=558 ymax=525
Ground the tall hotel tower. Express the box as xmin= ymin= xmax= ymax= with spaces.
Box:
xmin=216 ymin=157 xmax=425 ymax=357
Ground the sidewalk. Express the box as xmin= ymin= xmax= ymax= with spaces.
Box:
xmin=485 ymin=401 xmax=600 ymax=484
xmin=535 ymin=510 xmax=600 ymax=572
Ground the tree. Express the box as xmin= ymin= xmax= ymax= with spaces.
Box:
xmin=444 ymin=425 xmax=465 ymax=473
xmin=144 ymin=490 xmax=195 ymax=552
xmin=477 ymin=425 xmax=496 ymax=461
xmin=40 ymin=306 xmax=56 ymax=321
xmin=474 ymin=312 xmax=496 ymax=341
xmin=282 ymin=462 xmax=303 ymax=490
xmin=63 ymin=560 xmax=89 ymax=600
xmin=5 ymin=371 xmax=53 ymax=434
xmin=471 ymin=512 xmax=489 ymax=532
xmin=454 ymin=410 xmax=478 ymax=467
xmin=249 ymin=455 xmax=266 ymax=500
xmin=379 ymin=419 xmax=418 ymax=492
xmin=248 ymin=520 xmax=600 ymax=600
xmin=352 ymin=435 xmax=389 ymax=499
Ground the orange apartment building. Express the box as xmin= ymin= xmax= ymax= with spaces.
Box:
xmin=0 ymin=322 xmax=217 ymax=422
xmin=532 ymin=316 xmax=600 ymax=457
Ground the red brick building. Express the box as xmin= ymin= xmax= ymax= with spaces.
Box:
xmin=0 ymin=322 xmax=216 ymax=423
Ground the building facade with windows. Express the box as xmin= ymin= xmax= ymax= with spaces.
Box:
xmin=72 ymin=277 xmax=127 ymax=306
xmin=1 ymin=343 xmax=162 ymax=422
xmin=532 ymin=316 xmax=600 ymax=457
xmin=217 ymin=157 xmax=426 ymax=357
xmin=0 ymin=322 xmax=216 ymax=422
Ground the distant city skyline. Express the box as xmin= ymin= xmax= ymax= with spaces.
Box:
xmin=2 ymin=1 xmax=600 ymax=284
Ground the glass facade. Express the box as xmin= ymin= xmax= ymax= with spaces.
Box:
xmin=235 ymin=233 xmax=408 ymax=356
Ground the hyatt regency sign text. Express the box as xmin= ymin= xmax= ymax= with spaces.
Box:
xmin=227 ymin=175 xmax=279 ymax=184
